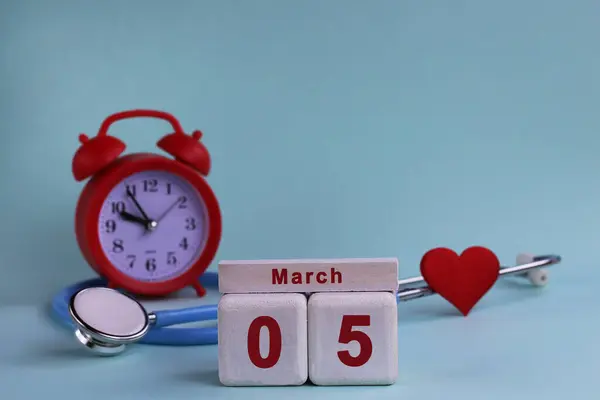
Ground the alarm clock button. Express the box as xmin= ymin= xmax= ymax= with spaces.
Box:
xmin=72 ymin=287 xmax=147 ymax=338
xmin=157 ymin=131 xmax=210 ymax=175
xmin=72 ymin=135 xmax=126 ymax=181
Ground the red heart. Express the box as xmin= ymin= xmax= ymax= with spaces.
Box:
xmin=420 ymin=246 xmax=500 ymax=316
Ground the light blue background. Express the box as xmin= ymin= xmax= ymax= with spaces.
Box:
xmin=1 ymin=0 xmax=599 ymax=399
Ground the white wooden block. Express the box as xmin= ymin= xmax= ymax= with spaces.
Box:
xmin=217 ymin=293 xmax=308 ymax=386
xmin=307 ymin=292 xmax=398 ymax=386
xmin=218 ymin=258 xmax=398 ymax=294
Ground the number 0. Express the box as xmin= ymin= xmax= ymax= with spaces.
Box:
xmin=337 ymin=315 xmax=373 ymax=367
xmin=247 ymin=316 xmax=282 ymax=369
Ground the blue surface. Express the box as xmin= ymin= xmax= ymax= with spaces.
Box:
xmin=2 ymin=270 xmax=599 ymax=399
xmin=1 ymin=0 xmax=600 ymax=398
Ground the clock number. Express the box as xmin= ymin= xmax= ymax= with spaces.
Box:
xmin=126 ymin=255 xmax=136 ymax=268
xmin=126 ymin=184 xmax=136 ymax=196
xmin=143 ymin=179 xmax=158 ymax=192
xmin=146 ymin=258 xmax=157 ymax=271
xmin=105 ymin=219 xmax=116 ymax=233
xmin=112 ymin=239 xmax=124 ymax=253
xmin=185 ymin=217 xmax=196 ymax=230
xmin=178 ymin=196 xmax=187 ymax=208
xmin=166 ymin=183 xmax=172 ymax=195
xmin=111 ymin=201 xmax=125 ymax=214
xmin=179 ymin=237 xmax=188 ymax=250
xmin=167 ymin=251 xmax=177 ymax=265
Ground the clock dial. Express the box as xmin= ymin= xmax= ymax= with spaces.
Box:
xmin=98 ymin=170 xmax=208 ymax=282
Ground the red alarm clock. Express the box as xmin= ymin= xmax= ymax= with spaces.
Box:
xmin=72 ymin=109 xmax=222 ymax=297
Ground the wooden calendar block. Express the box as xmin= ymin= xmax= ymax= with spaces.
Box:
xmin=217 ymin=293 xmax=308 ymax=386
xmin=307 ymin=292 xmax=398 ymax=386
xmin=218 ymin=258 xmax=398 ymax=294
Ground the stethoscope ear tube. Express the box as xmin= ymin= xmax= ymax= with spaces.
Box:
xmin=396 ymin=254 xmax=561 ymax=301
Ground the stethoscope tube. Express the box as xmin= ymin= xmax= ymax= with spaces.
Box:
xmin=51 ymin=254 xmax=561 ymax=352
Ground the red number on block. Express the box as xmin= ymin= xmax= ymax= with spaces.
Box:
xmin=247 ymin=316 xmax=282 ymax=368
xmin=337 ymin=315 xmax=373 ymax=367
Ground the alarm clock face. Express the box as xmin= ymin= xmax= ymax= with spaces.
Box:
xmin=97 ymin=170 xmax=208 ymax=282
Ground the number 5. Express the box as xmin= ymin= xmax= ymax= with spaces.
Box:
xmin=337 ymin=315 xmax=373 ymax=367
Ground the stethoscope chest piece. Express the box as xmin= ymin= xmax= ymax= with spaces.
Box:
xmin=68 ymin=287 xmax=150 ymax=356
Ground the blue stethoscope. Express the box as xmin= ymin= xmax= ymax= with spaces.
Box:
xmin=51 ymin=253 xmax=561 ymax=356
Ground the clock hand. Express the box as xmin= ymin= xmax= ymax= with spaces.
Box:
xmin=120 ymin=211 xmax=149 ymax=226
xmin=156 ymin=197 xmax=182 ymax=223
xmin=121 ymin=211 xmax=158 ymax=233
xmin=125 ymin=186 xmax=152 ymax=223
xmin=141 ymin=197 xmax=182 ymax=236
